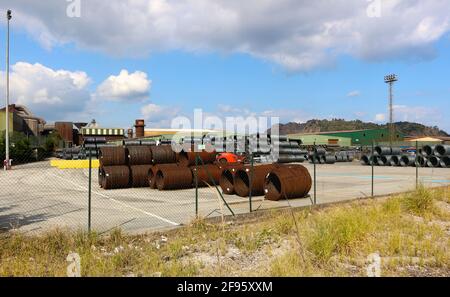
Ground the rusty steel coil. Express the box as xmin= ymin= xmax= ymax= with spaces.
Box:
xmin=101 ymin=165 xmax=130 ymax=190
xmin=177 ymin=150 xmax=217 ymax=166
xmin=191 ymin=164 xmax=222 ymax=187
xmin=99 ymin=146 xmax=127 ymax=166
xmin=151 ymin=145 xmax=177 ymax=164
xmin=264 ymin=164 xmax=312 ymax=201
xmin=148 ymin=164 xmax=179 ymax=189
xmin=155 ymin=166 xmax=193 ymax=190
xmin=130 ymin=165 xmax=152 ymax=187
xmin=127 ymin=146 xmax=153 ymax=165
xmin=218 ymin=164 xmax=247 ymax=195
xmin=234 ymin=164 xmax=279 ymax=197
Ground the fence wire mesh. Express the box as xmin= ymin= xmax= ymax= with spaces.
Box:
xmin=1 ymin=140 xmax=449 ymax=234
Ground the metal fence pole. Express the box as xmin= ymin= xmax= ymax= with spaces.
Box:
xmin=88 ymin=148 xmax=92 ymax=233
xmin=313 ymin=142 xmax=317 ymax=205
xmin=249 ymin=153 xmax=254 ymax=212
xmin=371 ymin=141 xmax=374 ymax=197
xmin=416 ymin=141 xmax=419 ymax=189
xmin=195 ymin=153 xmax=199 ymax=218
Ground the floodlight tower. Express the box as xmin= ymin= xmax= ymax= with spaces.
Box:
xmin=384 ymin=74 xmax=398 ymax=146
xmin=4 ymin=10 xmax=12 ymax=170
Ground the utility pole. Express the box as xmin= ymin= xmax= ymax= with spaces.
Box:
xmin=384 ymin=74 xmax=398 ymax=146
xmin=4 ymin=10 xmax=12 ymax=170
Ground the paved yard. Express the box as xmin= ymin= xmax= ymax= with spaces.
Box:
xmin=1 ymin=161 xmax=449 ymax=234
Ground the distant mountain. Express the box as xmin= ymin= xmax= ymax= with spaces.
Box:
xmin=268 ymin=119 xmax=449 ymax=137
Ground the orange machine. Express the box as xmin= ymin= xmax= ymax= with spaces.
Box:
xmin=216 ymin=152 xmax=247 ymax=164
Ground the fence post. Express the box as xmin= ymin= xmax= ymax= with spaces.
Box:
xmin=249 ymin=153 xmax=254 ymax=212
xmin=313 ymin=142 xmax=317 ymax=205
xmin=416 ymin=141 xmax=419 ymax=189
xmin=371 ymin=141 xmax=374 ymax=198
xmin=195 ymin=153 xmax=199 ymax=218
xmin=88 ymin=148 xmax=92 ymax=233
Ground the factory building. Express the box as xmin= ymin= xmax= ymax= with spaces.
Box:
xmin=80 ymin=119 xmax=125 ymax=144
xmin=289 ymin=128 xmax=405 ymax=147
xmin=288 ymin=134 xmax=352 ymax=147
xmin=0 ymin=104 xmax=46 ymax=136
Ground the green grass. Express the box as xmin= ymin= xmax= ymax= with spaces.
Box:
xmin=402 ymin=185 xmax=435 ymax=216
xmin=1 ymin=186 xmax=449 ymax=276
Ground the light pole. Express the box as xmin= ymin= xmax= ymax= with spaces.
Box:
xmin=384 ymin=74 xmax=398 ymax=147
xmin=4 ymin=10 xmax=12 ymax=170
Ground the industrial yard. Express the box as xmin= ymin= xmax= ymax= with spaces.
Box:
xmin=1 ymin=1 xmax=450 ymax=282
xmin=1 ymin=159 xmax=449 ymax=234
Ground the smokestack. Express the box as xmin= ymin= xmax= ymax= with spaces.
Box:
xmin=135 ymin=119 xmax=145 ymax=138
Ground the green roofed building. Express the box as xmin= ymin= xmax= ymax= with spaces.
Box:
xmin=289 ymin=128 xmax=404 ymax=147
xmin=288 ymin=134 xmax=352 ymax=147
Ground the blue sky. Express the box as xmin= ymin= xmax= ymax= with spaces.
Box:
xmin=0 ymin=1 xmax=449 ymax=132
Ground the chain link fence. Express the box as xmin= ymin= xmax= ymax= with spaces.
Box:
xmin=1 ymin=140 xmax=449 ymax=234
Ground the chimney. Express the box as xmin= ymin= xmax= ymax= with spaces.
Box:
xmin=135 ymin=119 xmax=145 ymax=138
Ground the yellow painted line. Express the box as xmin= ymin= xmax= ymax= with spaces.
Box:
xmin=50 ymin=159 xmax=99 ymax=169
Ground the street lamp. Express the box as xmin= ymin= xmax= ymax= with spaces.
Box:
xmin=384 ymin=74 xmax=398 ymax=146
xmin=4 ymin=10 xmax=11 ymax=170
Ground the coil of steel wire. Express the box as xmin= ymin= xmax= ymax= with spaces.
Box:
xmin=148 ymin=164 xmax=179 ymax=189
xmin=127 ymin=146 xmax=153 ymax=165
xmin=155 ymin=166 xmax=193 ymax=190
xmin=99 ymin=146 xmax=127 ymax=166
xmin=177 ymin=150 xmax=217 ymax=166
xmin=191 ymin=164 xmax=222 ymax=187
xmin=421 ymin=145 xmax=436 ymax=157
xmin=400 ymin=155 xmax=416 ymax=167
xmin=130 ymin=165 xmax=152 ymax=187
xmin=151 ymin=145 xmax=177 ymax=164
xmin=264 ymin=164 xmax=312 ymax=201
xmin=101 ymin=165 xmax=130 ymax=189
xmin=218 ymin=164 xmax=247 ymax=195
xmin=234 ymin=164 xmax=279 ymax=197
xmin=440 ymin=156 xmax=450 ymax=168
xmin=435 ymin=144 xmax=450 ymax=157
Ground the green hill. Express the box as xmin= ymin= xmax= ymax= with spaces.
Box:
xmin=269 ymin=119 xmax=449 ymax=136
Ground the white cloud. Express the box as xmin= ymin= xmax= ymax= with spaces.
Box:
xmin=373 ymin=104 xmax=443 ymax=126
xmin=393 ymin=104 xmax=441 ymax=122
xmin=94 ymin=70 xmax=151 ymax=102
xmin=374 ymin=113 xmax=386 ymax=122
xmin=3 ymin=0 xmax=450 ymax=71
xmin=347 ymin=90 xmax=360 ymax=97
xmin=141 ymin=103 xmax=180 ymax=128
xmin=0 ymin=62 xmax=91 ymax=121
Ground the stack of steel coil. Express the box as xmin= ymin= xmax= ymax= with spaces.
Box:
xmin=360 ymin=145 xmax=450 ymax=168
xmin=99 ymin=147 xmax=130 ymax=189
xmin=127 ymin=146 xmax=153 ymax=187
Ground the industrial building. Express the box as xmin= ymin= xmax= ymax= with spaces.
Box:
xmin=0 ymin=104 xmax=46 ymax=136
xmin=288 ymin=128 xmax=405 ymax=147
xmin=1 ymin=104 xmax=125 ymax=148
